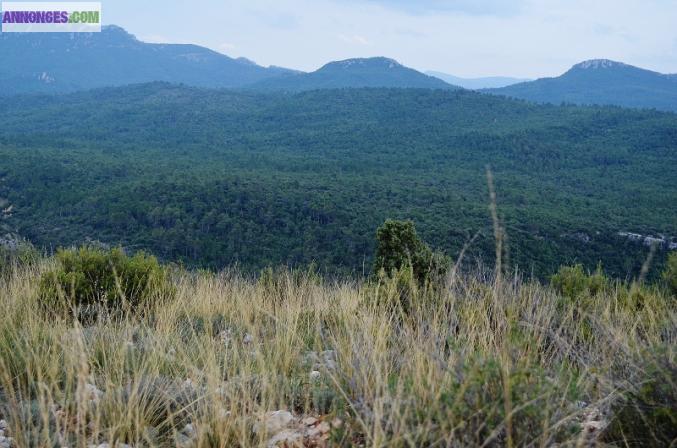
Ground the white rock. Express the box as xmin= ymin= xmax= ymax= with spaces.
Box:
xmin=316 ymin=421 xmax=331 ymax=433
xmin=267 ymin=429 xmax=303 ymax=448
xmin=583 ymin=419 xmax=605 ymax=432
xmin=254 ymin=410 xmax=295 ymax=434
xmin=309 ymin=370 xmax=321 ymax=381
xmin=183 ymin=378 xmax=196 ymax=390
xmin=324 ymin=359 xmax=337 ymax=370
xmin=307 ymin=350 xmax=337 ymax=370
xmin=84 ymin=383 xmax=103 ymax=402
xmin=321 ymin=350 xmax=338 ymax=370
xmin=143 ymin=425 xmax=159 ymax=442
xmin=306 ymin=425 xmax=322 ymax=438
xmin=182 ymin=423 xmax=195 ymax=437
xmin=175 ymin=432 xmax=192 ymax=447
xmin=301 ymin=416 xmax=318 ymax=426
xmin=303 ymin=351 xmax=320 ymax=364
xmin=218 ymin=329 xmax=232 ymax=346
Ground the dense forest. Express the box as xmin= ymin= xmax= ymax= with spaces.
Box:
xmin=1 ymin=84 xmax=675 ymax=278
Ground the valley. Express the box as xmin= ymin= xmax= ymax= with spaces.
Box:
xmin=1 ymin=84 xmax=675 ymax=279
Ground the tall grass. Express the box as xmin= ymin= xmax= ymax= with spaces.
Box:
xmin=0 ymin=260 xmax=674 ymax=447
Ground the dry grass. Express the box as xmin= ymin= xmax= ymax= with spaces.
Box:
xmin=0 ymin=261 xmax=674 ymax=447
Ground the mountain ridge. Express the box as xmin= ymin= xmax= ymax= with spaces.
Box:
xmin=485 ymin=59 xmax=677 ymax=112
xmin=1 ymin=26 xmax=675 ymax=111
xmin=0 ymin=25 xmax=296 ymax=94
xmin=248 ymin=57 xmax=457 ymax=90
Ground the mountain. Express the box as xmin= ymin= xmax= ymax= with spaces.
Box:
xmin=249 ymin=57 xmax=456 ymax=90
xmin=426 ymin=71 xmax=530 ymax=89
xmin=485 ymin=59 xmax=677 ymax=112
xmin=0 ymin=25 xmax=295 ymax=94
xmin=0 ymin=27 xmax=454 ymax=93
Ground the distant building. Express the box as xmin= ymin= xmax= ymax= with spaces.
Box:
xmin=618 ymin=231 xmax=676 ymax=250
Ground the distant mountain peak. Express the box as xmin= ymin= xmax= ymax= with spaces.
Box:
xmin=102 ymin=24 xmax=127 ymax=32
xmin=101 ymin=24 xmax=136 ymax=38
xmin=485 ymin=59 xmax=677 ymax=112
xmin=572 ymin=59 xmax=628 ymax=70
xmin=236 ymin=57 xmax=257 ymax=66
xmin=0 ymin=24 xmax=298 ymax=93
xmin=321 ymin=57 xmax=403 ymax=71
xmin=250 ymin=56 xmax=453 ymax=90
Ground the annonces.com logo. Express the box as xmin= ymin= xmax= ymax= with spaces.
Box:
xmin=1 ymin=2 xmax=101 ymax=32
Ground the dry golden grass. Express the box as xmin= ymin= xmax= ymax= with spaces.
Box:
xmin=0 ymin=261 xmax=674 ymax=447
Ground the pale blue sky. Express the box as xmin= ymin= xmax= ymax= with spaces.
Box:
xmin=45 ymin=0 xmax=677 ymax=77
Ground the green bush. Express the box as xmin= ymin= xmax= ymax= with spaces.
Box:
xmin=373 ymin=219 xmax=449 ymax=285
xmin=39 ymin=247 xmax=172 ymax=319
xmin=662 ymin=251 xmax=677 ymax=296
xmin=432 ymin=357 xmax=581 ymax=446
xmin=550 ymin=264 xmax=607 ymax=301
xmin=603 ymin=348 xmax=677 ymax=446
xmin=0 ymin=239 xmax=39 ymax=277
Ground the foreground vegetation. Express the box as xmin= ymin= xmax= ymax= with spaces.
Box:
xmin=0 ymin=246 xmax=674 ymax=447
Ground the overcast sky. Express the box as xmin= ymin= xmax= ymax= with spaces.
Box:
xmin=98 ymin=0 xmax=677 ymax=78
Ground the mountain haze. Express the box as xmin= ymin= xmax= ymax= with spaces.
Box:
xmin=426 ymin=71 xmax=530 ymax=89
xmin=485 ymin=59 xmax=677 ymax=112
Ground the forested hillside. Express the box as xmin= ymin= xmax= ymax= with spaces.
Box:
xmin=1 ymin=84 xmax=675 ymax=278
xmin=486 ymin=59 xmax=677 ymax=112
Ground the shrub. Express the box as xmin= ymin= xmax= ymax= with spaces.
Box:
xmin=0 ymin=238 xmax=39 ymax=277
xmin=550 ymin=264 xmax=607 ymax=301
xmin=373 ymin=219 xmax=449 ymax=285
xmin=603 ymin=348 xmax=677 ymax=446
xmin=39 ymin=246 xmax=171 ymax=319
xmin=372 ymin=262 xmax=419 ymax=314
xmin=662 ymin=251 xmax=677 ymax=296
xmin=433 ymin=356 xmax=581 ymax=446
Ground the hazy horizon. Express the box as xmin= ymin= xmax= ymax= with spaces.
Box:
xmin=83 ymin=0 xmax=677 ymax=78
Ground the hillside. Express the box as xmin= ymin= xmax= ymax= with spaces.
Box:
xmin=485 ymin=59 xmax=677 ymax=112
xmin=0 ymin=25 xmax=294 ymax=94
xmin=0 ymin=84 xmax=675 ymax=278
xmin=250 ymin=57 xmax=455 ymax=90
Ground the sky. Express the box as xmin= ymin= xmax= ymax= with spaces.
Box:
xmin=84 ymin=0 xmax=677 ymax=77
